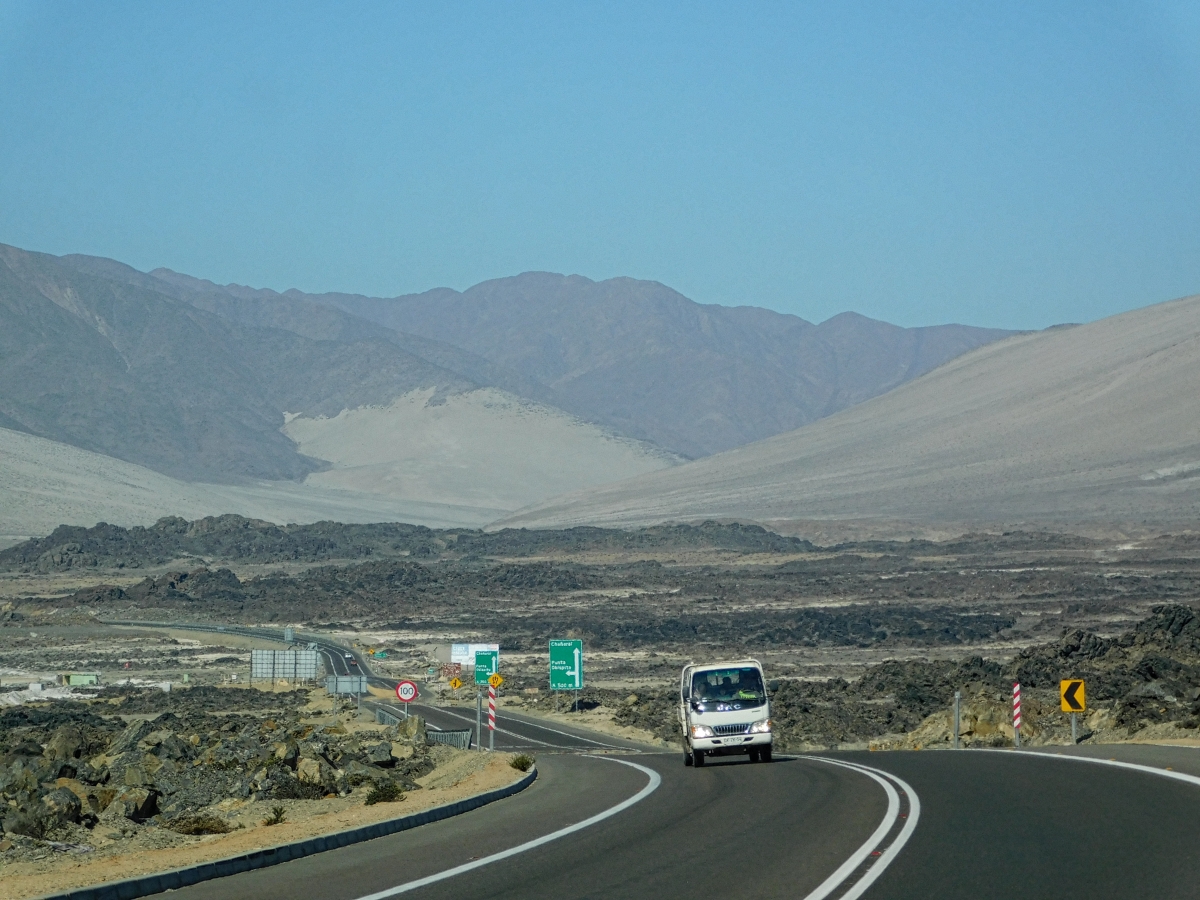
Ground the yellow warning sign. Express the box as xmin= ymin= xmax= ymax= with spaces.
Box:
xmin=448 ymin=677 xmax=463 ymax=690
xmin=488 ymin=673 xmax=504 ymax=688
xmin=1060 ymin=679 xmax=1086 ymax=712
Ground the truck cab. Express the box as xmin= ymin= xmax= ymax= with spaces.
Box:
xmin=680 ymin=659 xmax=772 ymax=767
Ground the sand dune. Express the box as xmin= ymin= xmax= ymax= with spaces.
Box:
xmin=0 ymin=388 xmax=678 ymax=539
xmin=284 ymin=388 xmax=679 ymax=511
xmin=0 ymin=427 xmax=504 ymax=540
xmin=498 ymin=294 xmax=1200 ymax=531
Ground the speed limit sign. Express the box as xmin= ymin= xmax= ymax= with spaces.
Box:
xmin=395 ymin=681 xmax=418 ymax=703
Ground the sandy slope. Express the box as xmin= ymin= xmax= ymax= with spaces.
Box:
xmin=0 ymin=388 xmax=677 ymax=539
xmin=283 ymin=388 xmax=678 ymax=511
xmin=499 ymin=294 xmax=1200 ymax=530
xmin=0 ymin=427 xmax=503 ymax=540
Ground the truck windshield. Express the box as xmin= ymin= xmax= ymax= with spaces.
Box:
xmin=690 ymin=667 xmax=765 ymax=710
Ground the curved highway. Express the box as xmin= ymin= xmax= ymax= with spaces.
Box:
xmin=147 ymin=737 xmax=1200 ymax=900
xmin=106 ymin=625 xmax=1200 ymax=898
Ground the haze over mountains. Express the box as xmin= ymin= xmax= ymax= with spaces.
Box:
xmin=502 ymin=294 xmax=1200 ymax=532
xmin=0 ymin=241 xmax=1013 ymax=537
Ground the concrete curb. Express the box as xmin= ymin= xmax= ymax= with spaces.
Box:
xmin=38 ymin=766 xmax=538 ymax=900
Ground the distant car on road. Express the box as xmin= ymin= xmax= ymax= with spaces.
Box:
xmin=348 ymin=658 xmax=358 ymax=667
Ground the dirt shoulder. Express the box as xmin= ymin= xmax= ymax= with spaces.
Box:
xmin=0 ymin=749 xmax=524 ymax=900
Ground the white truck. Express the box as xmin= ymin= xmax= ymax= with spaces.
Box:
xmin=679 ymin=659 xmax=772 ymax=767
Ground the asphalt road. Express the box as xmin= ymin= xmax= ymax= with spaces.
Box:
xmin=148 ymin=738 xmax=1200 ymax=900
xmin=127 ymin=628 xmax=1200 ymax=898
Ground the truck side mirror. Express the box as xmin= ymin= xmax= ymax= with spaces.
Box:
xmin=768 ymin=680 xmax=781 ymax=692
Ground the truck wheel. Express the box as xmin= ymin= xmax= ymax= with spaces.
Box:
xmin=692 ymin=748 xmax=705 ymax=767
xmin=684 ymin=745 xmax=693 ymax=766
xmin=761 ymin=745 xmax=773 ymax=763
xmin=748 ymin=748 xmax=760 ymax=762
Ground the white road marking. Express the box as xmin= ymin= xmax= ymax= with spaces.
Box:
xmin=982 ymin=748 xmax=1200 ymax=789
xmin=800 ymin=757 xmax=922 ymax=900
xmin=350 ymin=757 xmax=661 ymax=900
xmin=413 ymin=703 xmax=629 ymax=750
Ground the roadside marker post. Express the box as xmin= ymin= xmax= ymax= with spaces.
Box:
xmin=474 ymin=650 xmax=499 ymax=751
xmin=488 ymin=684 xmax=497 ymax=750
xmin=1012 ymin=682 xmax=1022 ymax=748
xmin=953 ymin=691 xmax=961 ymax=749
xmin=1060 ymin=679 xmax=1086 ymax=744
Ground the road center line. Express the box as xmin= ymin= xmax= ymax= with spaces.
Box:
xmin=350 ymin=757 xmax=661 ymax=900
xmin=800 ymin=757 xmax=922 ymax=900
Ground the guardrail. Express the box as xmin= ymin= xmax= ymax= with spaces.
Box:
xmin=375 ymin=708 xmax=402 ymax=727
xmin=427 ymin=728 xmax=473 ymax=751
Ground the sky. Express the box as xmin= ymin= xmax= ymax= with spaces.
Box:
xmin=1 ymin=2 xmax=1198 ymax=330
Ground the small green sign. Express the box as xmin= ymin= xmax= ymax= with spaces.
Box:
xmin=549 ymin=639 xmax=583 ymax=690
xmin=474 ymin=650 xmax=499 ymax=684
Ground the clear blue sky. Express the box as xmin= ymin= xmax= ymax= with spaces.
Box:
xmin=1 ymin=2 xmax=1198 ymax=329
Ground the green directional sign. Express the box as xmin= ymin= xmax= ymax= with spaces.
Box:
xmin=549 ymin=639 xmax=584 ymax=690
xmin=474 ymin=650 xmax=499 ymax=685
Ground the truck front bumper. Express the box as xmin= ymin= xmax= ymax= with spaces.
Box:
xmin=690 ymin=732 xmax=772 ymax=754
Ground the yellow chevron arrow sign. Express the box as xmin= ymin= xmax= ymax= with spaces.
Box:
xmin=1060 ymin=679 xmax=1086 ymax=712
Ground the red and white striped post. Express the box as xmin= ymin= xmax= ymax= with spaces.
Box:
xmin=488 ymin=684 xmax=497 ymax=751
xmin=1012 ymin=681 xmax=1022 ymax=748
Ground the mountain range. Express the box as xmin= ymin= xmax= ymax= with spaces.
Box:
xmin=0 ymin=240 xmax=1018 ymax=537
xmin=501 ymin=293 xmax=1200 ymax=532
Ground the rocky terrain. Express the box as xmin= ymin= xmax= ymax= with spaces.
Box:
xmin=0 ymin=683 xmax=438 ymax=866
xmin=507 ymin=604 xmax=1200 ymax=753
xmin=5 ymin=518 xmax=1200 ymax=760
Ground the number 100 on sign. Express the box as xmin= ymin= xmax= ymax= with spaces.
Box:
xmin=549 ymin=639 xmax=583 ymax=690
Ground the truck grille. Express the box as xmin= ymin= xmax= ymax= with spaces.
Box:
xmin=713 ymin=723 xmax=751 ymax=736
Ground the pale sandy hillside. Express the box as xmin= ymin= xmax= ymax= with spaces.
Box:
xmin=0 ymin=388 xmax=678 ymax=539
xmin=283 ymin=388 xmax=679 ymax=511
xmin=498 ymin=294 xmax=1200 ymax=531
xmin=0 ymin=427 xmax=503 ymax=540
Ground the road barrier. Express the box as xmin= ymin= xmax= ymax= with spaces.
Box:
xmin=375 ymin=708 xmax=402 ymax=727
xmin=428 ymin=728 xmax=473 ymax=750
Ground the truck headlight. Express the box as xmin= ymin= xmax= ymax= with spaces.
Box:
xmin=748 ymin=719 xmax=772 ymax=734
xmin=690 ymin=725 xmax=714 ymax=738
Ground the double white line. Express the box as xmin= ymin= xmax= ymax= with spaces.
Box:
xmin=799 ymin=757 xmax=922 ymax=900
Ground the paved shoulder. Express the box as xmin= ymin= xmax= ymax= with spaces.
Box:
xmin=852 ymin=749 xmax=1200 ymax=900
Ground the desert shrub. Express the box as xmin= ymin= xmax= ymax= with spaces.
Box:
xmin=509 ymin=754 xmax=534 ymax=772
xmin=167 ymin=813 xmax=233 ymax=835
xmin=364 ymin=780 xmax=403 ymax=805
xmin=261 ymin=805 xmax=287 ymax=826
xmin=271 ymin=778 xmax=325 ymax=800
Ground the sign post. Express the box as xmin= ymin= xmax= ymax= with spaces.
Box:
xmin=550 ymin=639 xmax=583 ymax=714
xmin=474 ymin=651 xmax=498 ymax=750
xmin=396 ymin=680 xmax=418 ymax=719
xmin=1060 ymin=679 xmax=1086 ymax=744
